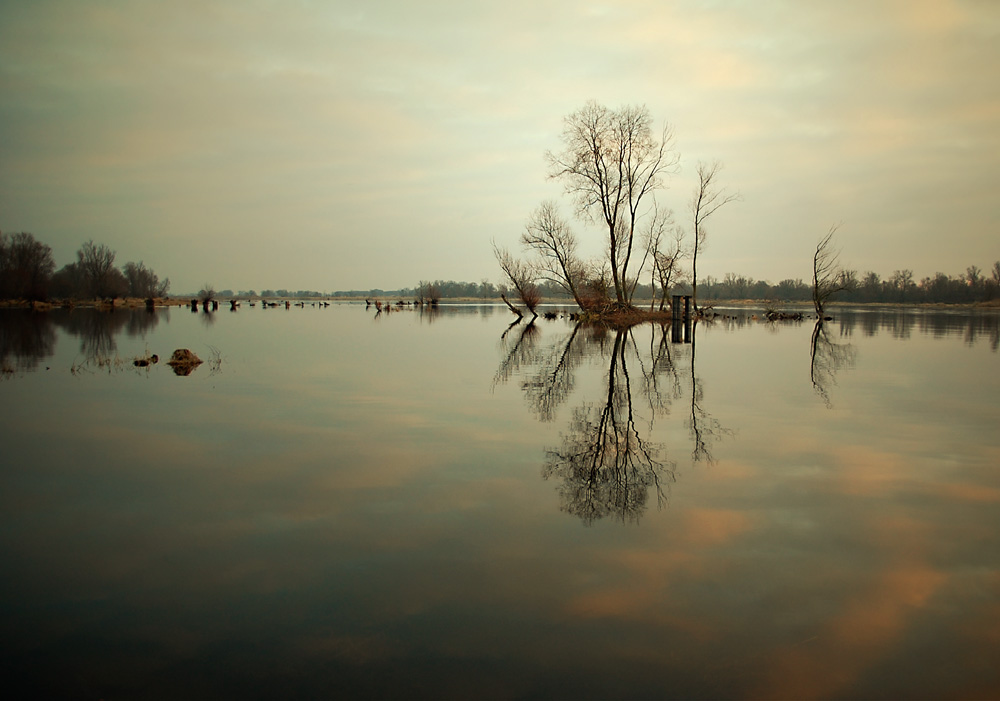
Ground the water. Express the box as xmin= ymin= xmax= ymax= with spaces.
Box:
xmin=1 ymin=303 xmax=998 ymax=699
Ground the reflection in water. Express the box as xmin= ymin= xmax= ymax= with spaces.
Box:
xmin=542 ymin=329 xmax=675 ymax=524
xmin=835 ymin=307 xmax=999 ymax=350
xmin=492 ymin=319 xmax=539 ymax=390
xmin=52 ymin=308 xmax=163 ymax=359
xmin=688 ymin=321 xmax=732 ymax=463
xmin=0 ymin=310 xmax=56 ymax=373
xmin=2 ymin=304 xmax=999 ymax=698
xmin=495 ymin=320 xmax=739 ymax=524
xmin=810 ymin=320 xmax=858 ymax=407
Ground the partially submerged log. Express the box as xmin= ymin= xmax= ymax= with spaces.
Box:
xmin=500 ymin=293 xmax=524 ymax=319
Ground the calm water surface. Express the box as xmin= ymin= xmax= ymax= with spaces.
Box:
xmin=1 ymin=303 xmax=998 ymax=699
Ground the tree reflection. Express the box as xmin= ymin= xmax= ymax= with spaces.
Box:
xmin=688 ymin=322 xmax=731 ymax=464
xmin=520 ymin=323 xmax=582 ymax=421
xmin=810 ymin=320 xmax=857 ymax=407
xmin=634 ymin=322 xmax=684 ymax=419
xmin=53 ymin=308 xmax=161 ymax=359
xmin=0 ymin=310 xmax=56 ymax=373
xmin=492 ymin=319 xmax=539 ymax=389
xmin=542 ymin=329 xmax=675 ymax=524
xmin=494 ymin=320 xmax=708 ymax=524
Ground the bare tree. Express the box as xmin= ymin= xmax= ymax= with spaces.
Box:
xmin=546 ymin=101 xmax=679 ymax=308
xmin=0 ymin=231 xmax=55 ymax=300
xmin=987 ymin=261 xmax=1000 ymax=301
xmin=690 ymin=161 xmax=739 ymax=313
xmin=77 ymin=240 xmax=126 ymax=299
xmin=198 ymin=283 xmax=216 ymax=304
xmin=890 ymin=269 xmax=914 ymax=302
xmin=638 ymin=207 xmax=684 ymax=311
xmin=493 ymin=241 xmax=540 ymax=318
xmin=123 ymin=260 xmax=170 ymax=299
xmin=520 ymin=200 xmax=587 ymax=309
xmin=812 ymin=225 xmax=852 ymax=316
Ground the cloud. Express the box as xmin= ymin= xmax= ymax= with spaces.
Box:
xmin=1 ymin=0 xmax=997 ymax=291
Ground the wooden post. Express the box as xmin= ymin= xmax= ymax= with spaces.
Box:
xmin=671 ymin=295 xmax=683 ymax=320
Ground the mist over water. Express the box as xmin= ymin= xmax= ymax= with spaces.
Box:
xmin=1 ymin=304 xmax=998 ymax=699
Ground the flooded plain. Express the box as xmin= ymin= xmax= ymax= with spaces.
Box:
xmin=1 ymin=303 xmax=998 ymax=699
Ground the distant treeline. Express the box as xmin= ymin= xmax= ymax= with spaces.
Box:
xmin=1 ymin=232 xmax=169 ymax=301
xmin=397 ymin=267 xmax=1000 ymax=305
xmin=696 ymin=266 xmax=1000 ymax=304
xmin=233 ymin=265 xmax=1000 ymax=305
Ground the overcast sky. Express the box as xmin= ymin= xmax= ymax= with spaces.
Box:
xmin=2 ymin=0 xmax=997 ymax=294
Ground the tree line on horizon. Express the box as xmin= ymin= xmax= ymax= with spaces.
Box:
xmin=401 ymin=267 xmax=1000 ymax=306
xmin=0 ymin=231 xmax=169 ymax=301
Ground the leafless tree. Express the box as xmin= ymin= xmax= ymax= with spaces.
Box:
xmin=198 ymin=283 xmax=216 ymax=304
xmin=416 ymin=281 xmax=441 ymax=305
xmin=639 ymin=208 xmax=685 ymax=311
xmin=493 ymin=241 xmax=540 ymax=318
xmin=890 ymin=269 xmax=915 ymax=302
xmin=547 ymin=101 xmax=679 ymax=308
xmin=77 ymin=240 xmax=126 ymax=299
xmin=520 ymin=200 xmax=588 ymax=309
xmin=812 ymin=225 xmax=853 ymax=316
xmin=987 ymin=261 xmax=1000 ymax=300
xmin=690 ymin=161 xmax=739 ymax=313
xmin=123 ymin=260 xmax=170 ymax=299
xmin=0 ymin=231 xmax=55 ymax=300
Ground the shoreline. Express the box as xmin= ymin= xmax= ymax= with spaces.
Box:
xmin=1 ymin=297 xmax=997 ymax=312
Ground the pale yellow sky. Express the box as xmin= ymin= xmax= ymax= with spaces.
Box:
xmin=1 ymin=0 xmax=997 ymax=293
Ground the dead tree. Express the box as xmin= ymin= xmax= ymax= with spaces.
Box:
xmin=812 ymin=225 xmax=851 ymax=316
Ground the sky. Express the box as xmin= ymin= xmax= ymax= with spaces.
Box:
xmin=1 ymin=0 xmax=998 ymax=294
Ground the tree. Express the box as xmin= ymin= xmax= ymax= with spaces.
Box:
xmin=987 ymin=261 xmax=1000 ymax=301
xmin=77 ymin=240 xmax=126 ymax=299
xmin=520 ymin=200 xmax=588 ymax=309
xmin=642 ymin=209 xmax=685 ymax=311
xmin=890 ymin=269 xmax=914 ymax=302
xmin=812 ymin=225 xmax=852 ymax=316
xmin=198 ymin=283 xmax=216 ymax=304
xmin=50 ymin=263 xmax=86 ymax=299
xmin=690 ymin=161 xmax=739 ymax=313
xmin=123 ymin=261 xmax=170 ymax=299
xmin=0 ymin=231 xmax=55 ymax=300
xmin=493 ymin=241 xmax=540 ymax=318
xmin=546 ymin=101 xmax=679 ymax=307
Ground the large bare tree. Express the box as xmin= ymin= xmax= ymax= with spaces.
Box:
xmin=690 ymin=161 xmax=739 ymax=312
xmin=546 ymin=101 xmax=679 ymax=308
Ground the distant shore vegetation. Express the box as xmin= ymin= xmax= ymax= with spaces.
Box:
xmin=2 ymin=231 xmax=997 ymax=310
xmin=1 ymin=231 xmax=169 ymax=303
